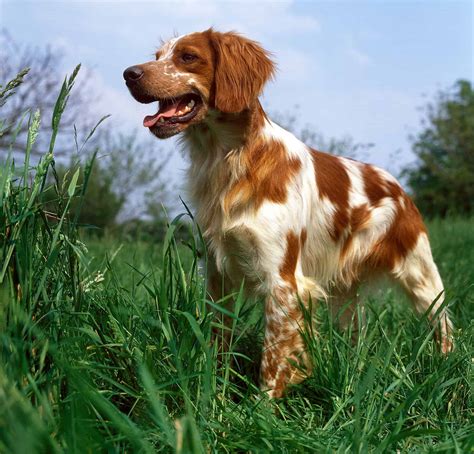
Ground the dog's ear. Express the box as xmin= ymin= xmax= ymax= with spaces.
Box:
xmin=209 ymin=30 xmax=275 ymax=113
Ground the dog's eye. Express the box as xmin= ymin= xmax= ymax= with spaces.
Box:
xmin=181 ymin=53 xmax=198 ymax=63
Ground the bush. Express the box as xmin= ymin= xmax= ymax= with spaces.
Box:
xmin=403 ymin=80 xmax=474 ymax=217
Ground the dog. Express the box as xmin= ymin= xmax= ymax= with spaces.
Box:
xmin=124 ymin=29 xmax=453 ymax=398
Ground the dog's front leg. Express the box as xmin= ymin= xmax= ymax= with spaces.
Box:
xmin=260 ymin=287 xmax=311 ymax=398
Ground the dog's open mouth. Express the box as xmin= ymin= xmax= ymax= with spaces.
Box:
xmin=143 ymin=93 xmax=202 ymax=128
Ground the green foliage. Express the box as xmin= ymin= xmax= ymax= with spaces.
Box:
xmin=403 ymin=80 xmax=474 ymax=217
xmin=1 ymin=70 xmax=473 ymax=453
xmin=44 ymin=161 xmax=123 ymax=231
xmin=0 ymin=67 xmax=30 ymax=108
xmin=0 ymin=32 xmax=171 ymax=227
xmin=92 ymin=131 xmax=171 ymax=222
xmin=43 ymin=134 xmax=171 ymax=234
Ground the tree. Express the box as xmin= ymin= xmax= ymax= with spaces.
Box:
xmin=47 ymin=160 xmax=123 ymax=232
xmin=47 ymin=133 xmax=172 ymax=234
xmin=0 ymin=30 xmax=173 ymax=231
xmin=0 ymin=29 xmax=97 ymax=156
xmin=91 ymin=132 xmax=171 ymax=223
xmin=403 ymin=80 xmax=474 ymax=217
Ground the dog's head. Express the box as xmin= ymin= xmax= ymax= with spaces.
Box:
xmin=124 ymin=29 xmax=275 ymax=138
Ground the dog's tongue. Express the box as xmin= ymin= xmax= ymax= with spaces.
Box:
xmin=143 ymin=99 xmax=185 ymax=127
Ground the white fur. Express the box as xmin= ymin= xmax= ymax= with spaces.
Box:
xmin=153 ymin=32 xmax=454 ymax=380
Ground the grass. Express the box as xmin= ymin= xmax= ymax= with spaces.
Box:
xmin=1 ymin=69 xmax=473 ymax=453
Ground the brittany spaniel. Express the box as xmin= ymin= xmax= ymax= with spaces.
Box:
xmin=124 ymin=29 xmax=453 ymax=398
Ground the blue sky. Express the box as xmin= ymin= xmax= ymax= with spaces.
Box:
xmin=1 ymin=0 xmax=473 ymax=191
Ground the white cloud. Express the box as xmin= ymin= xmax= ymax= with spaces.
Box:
xmin=8 ymin=0 xmax=462 ymax=188
xmin=271 ymin=47 xmax=321 ymax=84
xmin=84 ymin=68 xmax=147 ymax=126
xmin=51 ymin=36 xmax=99 ymax=62
xmin=343 ymin=32 xmax=373 ymax=67
xmin=57 ymin=0 xmax=320 ymax=44
xmin=347 ymin=45 xmax=372 ymax=66
xmin=292 ymin=85 xmax=418 ymax=172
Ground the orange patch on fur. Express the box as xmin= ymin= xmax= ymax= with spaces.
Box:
xmin=350 ymin=203 xmax=372 ymax=232
xmin=362 ymin=163 xmax=403 ymax=204
xmin=209 ymin=30 xmax=275 ymax=113
xmin=312 ymin=151 xmax=350 ymax=241
xmin=279 ymin=231 xmax=300 ymax=290
xmin=173 ymin=31 xmax=215 ymax=80
xmin=340 ymin=203 xmax=372 ymax=258
xmin=300 ymin=228 xmax=307 ymax=249
xmin=261 ymin=288 xmax=308 ymax=398
xmin=358 ymin=163 xmax=428 ymax=269
xmin=362 ymin=164 xmax=387 ymax=204
xmin=224 ymin=138 xmax=301 ymax=213
xmin=360 ymin=163 xmax=426 ymax=269
xmin=368 ymin=195 xmax=427 ymax=269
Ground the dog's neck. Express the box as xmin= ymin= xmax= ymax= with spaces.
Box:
xmin=182 ymin=100 xmax=269 ymax=237
xmin=182 ymin=100 xmax=267 ymax=159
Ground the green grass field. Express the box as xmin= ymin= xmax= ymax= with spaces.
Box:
xmin=1 ymin=69 xmax=473 ymax=453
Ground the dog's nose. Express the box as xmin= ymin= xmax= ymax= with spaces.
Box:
xmin=123 ymin=66 xmax=144 ymax=83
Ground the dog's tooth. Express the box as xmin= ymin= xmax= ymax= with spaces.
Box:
xmin=159 ymin=117 xmax=165 ymax=123
xmin=188 ymin=99 xmax=195 ymax=108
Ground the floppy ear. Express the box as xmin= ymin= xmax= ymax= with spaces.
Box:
xmin=209 ymin=30 xmax=275 ymax=113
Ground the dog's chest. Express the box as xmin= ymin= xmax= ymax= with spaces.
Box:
xmin=186 ymin=132 xmax=246 ymax=235
xmin=188 ymin=155 xmax=233 ymax=238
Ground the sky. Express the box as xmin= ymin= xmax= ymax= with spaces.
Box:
xmin=1 ymin=0 xmax=473 ymax=200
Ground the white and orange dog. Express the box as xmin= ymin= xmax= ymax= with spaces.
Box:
xmin=124 ymin=29 xmax=452 ymax=398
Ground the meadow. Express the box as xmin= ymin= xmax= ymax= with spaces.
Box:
xmin=1 ymin=69 xmax=473 ymax=453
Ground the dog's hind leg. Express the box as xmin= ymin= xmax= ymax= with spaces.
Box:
xmin=392 ymin=233 xmax=453 ymax=354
